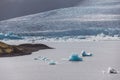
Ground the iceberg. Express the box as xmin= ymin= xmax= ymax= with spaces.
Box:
xmin=69 ymin=54 xmax=83 ymax=61
xmin=81 ymin=51 xmax=93 ymax=57
xmin=107 ymin=67 xmax=118 ymax=74
xmin=0 ymin=32 xmax=23 ymax=40
xmin=48 ymin=60 xmax=57 ymax=65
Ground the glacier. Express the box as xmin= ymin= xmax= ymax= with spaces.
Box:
xmin=0 ymin=32 xmax=23 ymax=40
xmin=0 ymin=0 xmax=120 ymax=40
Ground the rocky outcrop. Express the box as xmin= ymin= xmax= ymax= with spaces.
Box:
xmin=0 ymin=41 xmax=52 ymax=57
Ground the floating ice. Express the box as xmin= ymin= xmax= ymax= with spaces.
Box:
xmin=34 ymin=56 xmax=50 ymax=61
xmin=81 ymin=51 xmax=93 ymax=57
xmin=107 ymin=67 xmax=118 ymax=74
xmin=69 ymin=54 xmax=83 ymax=61
xmin=41 ymin=57 xmax=47 ymax=61
xmin=34 ymin=56 xmax=57 ymax=65
xmin=48 ymin=60 xmax=57 ymax=65
xmin=0 ymin=32 xmax=23 ymax=40
xmin=34 ymin=58 xmax=38 ymax=60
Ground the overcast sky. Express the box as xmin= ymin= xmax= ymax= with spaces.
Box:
xmin=0 ymin=0 xmax=88 ymax=21
xmin=1 ymin=0 xmax=119 ymax=21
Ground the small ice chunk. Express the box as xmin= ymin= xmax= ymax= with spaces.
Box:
xmin=35 ymin=56 xmax=50 ymax=61
xmin=42 ymin=57 xmax=47 ymax=61
xmin=108 ymin=67 xmax=118 ymax=74
xmin=81 ymin=51 xmax=92 ymax=57
xmin=48 ymin=60 xmax=56 ymax=65
xmin=34 ymin=58 xmax=38 ymax=60
xmin=69 ymin=54 xmax=83 ymax=61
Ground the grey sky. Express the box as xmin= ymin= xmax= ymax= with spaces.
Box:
xmin=0 ymin=0 xmax=86 ymax=21
xmin=1 ymin=0 xmax=119 ymax=21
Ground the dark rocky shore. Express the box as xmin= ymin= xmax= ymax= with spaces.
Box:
xmin=0 ymin=41 xmax=52 ymax=57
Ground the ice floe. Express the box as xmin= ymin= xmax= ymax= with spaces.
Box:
xmin=81 ymin=50 xmax=93 ymax=57
xmin=34 ymin=56 xmax=57 ymax=65
xmin=34 ymin=56 xmax=50 ymax=61
xmin=107 ymin=67 xmax=119 ymax=74
xmin=48 ymin=60 xmax=57 ymax=65
xmin=102 ymin=67 xmax=119 ymax=74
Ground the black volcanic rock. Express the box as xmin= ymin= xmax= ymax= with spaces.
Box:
xmin=0 ymin=41 xmax=52 ymax=57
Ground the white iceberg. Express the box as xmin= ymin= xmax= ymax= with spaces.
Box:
xmin=81 ymin=51 xmax=93 ymax=57
xmin=107 ymin=67 xmax=118 ymax=74
xmin=69 ymin=54 xmax=83 ymax=61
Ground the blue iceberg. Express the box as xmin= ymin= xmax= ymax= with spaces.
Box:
xmin=81 ymin=51 xmax=93 ymax=57
xmin=69 ymin=54 xmax=83 ymax=61
xmin=0 ymin=32 xmax=23 ymax=40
